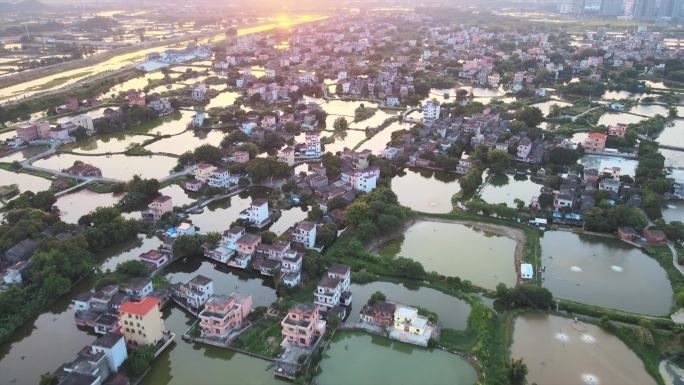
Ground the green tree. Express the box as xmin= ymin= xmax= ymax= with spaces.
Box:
xmin=487 ymin=150 xmax=512 ymax=173
xmin=506 ymin=358 xmax=528 ymax=385
xmin=368 ymin=291 xmax=386 ymax=305
xmin=39 ymin=373 xmax=58 ymax=385
xmin=173 ymin=235 xmax=202 ymax=258
xmin=333 ymin=117 xmax=349 ymax=131
xmin=193 ymin=144 xmax=223 ymax=165
xmin=516 ymin=106 xmax=544 ymax=128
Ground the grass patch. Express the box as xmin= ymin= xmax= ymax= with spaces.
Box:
xmin=439 ymin=301 xmax=508 ymax=385
xmin=124 ymin=145 xmax=153 ymax=156
xmin=232 ymin=317 xmax=284 ymax=358
xmin=0 ymin=162 xmax=56 ymax=180
xmin=645 ymin=246 xmax=684 ymax=290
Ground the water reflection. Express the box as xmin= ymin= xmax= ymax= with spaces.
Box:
xmin=391 ymin=168 xmax=460 ymax=213
xmin=378 ymin=220 xmax=517 ymax=289
xmin=316 ymin=332 xmax=477 ymax=385
xmin=348 ymin=281 xmax=470 ymax=329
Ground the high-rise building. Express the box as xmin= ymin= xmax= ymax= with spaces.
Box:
xmin=632 ymin=0 xmax=657 ymax=19
xmin=675 ymin=0 xmax=684 ymax=18
xmin=656 ymin=0 xmax=675 ymax=18
xmin=601 ymin=0 xmax=624 ymax=16
xmin=584 ymin=0 xmax=603 ymax=12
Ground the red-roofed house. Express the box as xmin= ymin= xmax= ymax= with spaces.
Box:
xmin=119 ymin=297 xmax=164 ymax=347
xmin=583 ymin=133 xmax=607 ymax=152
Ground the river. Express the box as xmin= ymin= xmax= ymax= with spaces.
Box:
xmin=0 ymin=15 xmax=326 ymax=103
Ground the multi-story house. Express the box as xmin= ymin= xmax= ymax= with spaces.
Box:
xmin=583 ymin=133 xmax=607 ymax=152
xmin=239 ymin=199 xmax=271 ymax=227
xmin=144 ymin=195 xmax=173 ymax=221
xmin=119 ymin=297 xmax=165 ymax=347
xmin=341 ymin=167 xmax=380 ymax=193
xmin=194 ymin=163 xmax=218 ymax=183
xmin=124 ymin=278 xmax=153 ymax=301
xmin=191 ymin=83 xmax=207 ymax=101
xmin=314 ymin=276 xmax=341 ymax=311
xmin=517 ymin=138 xmax=532 ymax=160
xmin=281 ymin=303 xmax=326 ymax=347
xmin=222 ymin=226 xmax=246 ymax=247
xmin=422 ymin=100 xmax=441 ymax=121
xmin=608 ymin=123 xmax=627 ymax=137
xmin=199 ymin=293 xmax=253 ymax=339
xmin=313 ymin=264 xmax=352 ymax=313
xmin=138 ymin=250 xmax=170 ymax=270
xmin=673 ymin=171 xmax=684 ymax=199
xmin=360 ymin=300 xmax=397 ymax=327
xmin=233 ymin=150 xmax=250 ymax=164
xmin=393 ymin=305 xmax=430 ymax=338
xmin=207 ymin=169 xmax=231 ymax=188
xmin=292 ymin=221 xmax=317 ymax=249
xmin=278 ymin=146 xmax=296 ymax=166
xmin=599 ymin=178 xmax=620 ymax=193
xmin=172 ymin=275 xmax=214 ymax=309
xmin=236 ymin=233 xmax=261 ymax=257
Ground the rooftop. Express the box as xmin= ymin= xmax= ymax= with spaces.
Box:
xmin=93 ymin=332 xmax=124 ymax=349
xmin=120 ymin=297 xmax=160 ymax=317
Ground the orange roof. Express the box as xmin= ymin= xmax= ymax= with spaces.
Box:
xmin=120 ymin=297 xmax=160 ymax=317
xmin=588 ymin=133 xmax=607 ymax=140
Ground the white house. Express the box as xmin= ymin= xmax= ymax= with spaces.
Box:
xmin=599 ymin=178 xmax=620 ymax=193
xmin=190 ymin=112 xmax=205 ymax=128
xmin=342 ymin=167 xmax=380 ymax=193
xmin=207 ymin=169 xmax=231 ymax=188
xmin=517 ymin=139 xmax=532 ymax=160
xmin=521 ymin=263 xmax=534 ymax=280
xmin=174 ymin=275 xmax=214 ymax=309
xmin=292 ymin=221 xmax=317 ymax=249
xmin=385 ymin=96 xmax=400 ymax=107
xmin=124 ymin=277 xmax=153 ymax=300
xmin=304 ymin=133 xmax=321 ymax=158
xmin=91 ymin=332 xmax=128 ymax=374
xmin=422 ymin=100 xmax=441 ymax=121
xmin=70 ymin=114 xmax=94 ymax=133
xmin=191 ymin=83 xmax=207 ymax=101
xmin=239 ymin=199 xmax=270 ymax=226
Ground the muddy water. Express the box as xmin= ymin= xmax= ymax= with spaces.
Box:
xmin=378 ymin=220 xmax=517 ymax=289
xmin=541 ymin=231 xmax=673 ymax=315
xmin=391 ymin=168 xmax=460 ymax=213
xmin=511 ymin=313 xmax=657 ymax=385
xmin=54 ymin=190 xmax=123 ymax=223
